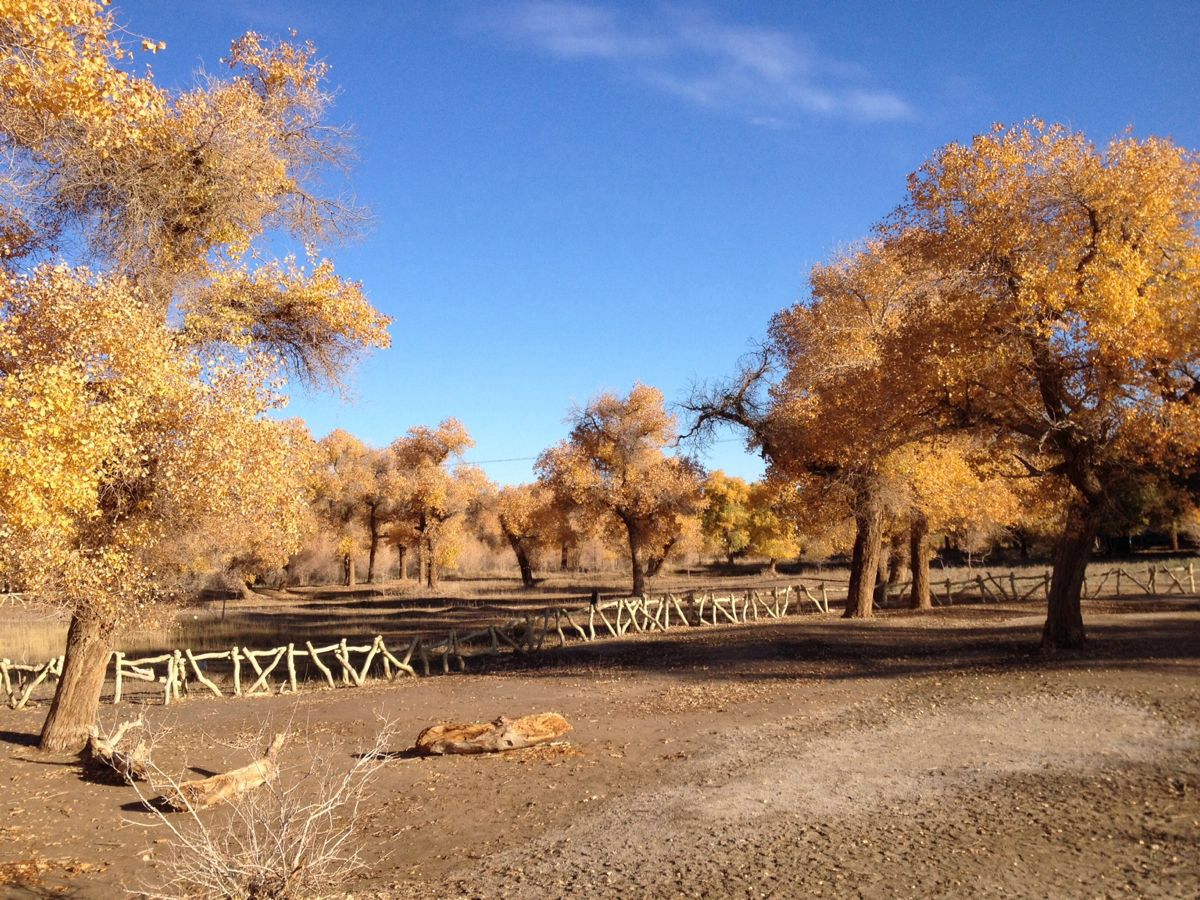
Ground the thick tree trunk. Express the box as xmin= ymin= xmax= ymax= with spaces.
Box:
xmin=506 ymin=532 xmax=536 ymax=588
xmin=767 ymin=558 xmax=778 ymax=576
xmin=343 ymin=554 xmax=357 ymax=587
xmin=40 ymin=614 xmax=112 ymax=752
xmin=396 ymin=545 xmax=407 ymax=580
xmin=845 ymin=482 xmax=883 ymax=619
xmin=367 ymin=510 xmax=380 ymax=583
xmin=238 ymin=579 xmax=256 ymax=600
xmin=560 ymin=541 xmax=570 ymax=571
xmin=425 ymin=535 xmax=439 ymax=589
xmin=874 ymin=532 xmax=902 ymax=606
xmin=909 ymin=513 xmax=931 ymax=610
xmin=623 ymin=517 xmax=646 ymax=597
xmin=1043 ymin=500 xmax=1099 ymax=650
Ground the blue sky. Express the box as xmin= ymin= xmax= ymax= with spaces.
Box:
xmin=112 ymin=1 xmax=1200 ymax=484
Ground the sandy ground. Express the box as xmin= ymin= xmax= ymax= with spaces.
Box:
xmin=0 ymin=600 xmax=1197 ymax=898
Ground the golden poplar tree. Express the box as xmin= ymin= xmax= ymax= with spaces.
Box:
xmin=0 ymin=2 xmax=390 ymax=749
xmin=538 ymin=385 xmax=704 ymax=596
xmin=389 ymin=420 xmax=485 ymax=589
xmin=700 ymin=471 xmax=752 ymax=564
xmin=891 ymin=120 xmax=1200 ymax=647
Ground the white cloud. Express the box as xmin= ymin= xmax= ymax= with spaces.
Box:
xmin=486 ymin=2 xmax=914 ymax=125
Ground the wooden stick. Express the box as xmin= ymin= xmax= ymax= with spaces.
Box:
xmin=561 ymin=609 xmax=588 ymax=640
xmin=13 ymin=659 xmax=52 ymax=710
xmin=245 ymin=648 xmax=287 ymax=695
xmin=357 ymin=637 xmax=381 ymax=684
xmin=378 ymin=641 xmax=417 ymax=677
xmin=286 ymin=643 xmax=298 ymax=693
xmin=111 ymin=651 xmax=124 ymax=704
xmin=231 ymin=647 xmax=242 ymax=696
xmin=304 ymin=641 xmax=336 ymax=688
xmin=185 ymin=649 xmax=222 ymax=697
xmin=595 ymin=605 xmax=617 ymax=637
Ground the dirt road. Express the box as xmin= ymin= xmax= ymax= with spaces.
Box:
xmin=1 ymin=603 xmax=1196 ymax=898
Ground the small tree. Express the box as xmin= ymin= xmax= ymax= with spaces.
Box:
xmin=313 ymin=432 xmax=400 ymax=584
xmin=745 ymin=480 xmax=802 ymax=574
xmin=538 ymin=385 xmax=704 ymax=596
xmin=390 ymin=420 xmax=485 ymax=588
xmin=476 ymin=483 xmax=556 ymax=588
xmin=700 ymin=471 xmax=752 ymax=565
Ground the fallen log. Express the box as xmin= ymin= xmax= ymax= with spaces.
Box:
xmin=165 ymin=733 xmax=287 ymax=810
xmin=82 ymin=717 xmax=149 ymax=784
xmin=415 ymin=713 xmax=571 ymax=756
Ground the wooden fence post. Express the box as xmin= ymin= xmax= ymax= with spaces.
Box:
xmin=112 ymin=651 xmax=124 ymax=704
xmin=231 ymin=646 xmax=242 ymax=696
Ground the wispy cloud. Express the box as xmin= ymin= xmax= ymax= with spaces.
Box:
xmin=483 ymin=2 xmax=914 ymax=125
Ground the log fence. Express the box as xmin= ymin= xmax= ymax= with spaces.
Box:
xmin=2 ymin=559 xmax=1195 ymax=711
xmin=1 ymin=585 xmax=823 ymax=711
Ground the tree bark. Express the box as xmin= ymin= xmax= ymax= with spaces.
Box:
xmin=343 ymin=554 xmax=356 ymax=587
xmin=40 ymin=614 xmax=112 ymax=752
xmin=845 ymin=481 xmax=883 ymax=619
xmin=622 ymin=516 xmax=647 ymax=597
xmin=396 ymin=545 xmax=407 ymax=581
xmin=425 ymin=535 xmax=439 ymax=588
xmin=505 ymin=531 xmax=536 ymax=588
xmin=1043 ymin=499 xmax=1099 ymax=650
xmin=909 ymin=512 xmax=931 ymax=610
xmin=366 ymin=507 xmax=380 ymax=583
xmin=560 ymin=541 xmax=570 ymax=571
xmin=767 ymin=558 xmax=778 ymax=576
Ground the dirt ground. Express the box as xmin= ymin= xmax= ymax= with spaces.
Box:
xmin=1 ymin=599 xmax=1197 ymax=898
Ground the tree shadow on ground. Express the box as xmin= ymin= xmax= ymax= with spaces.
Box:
xmin=0 ymin=729 xmax=39 ymax=748
xmin=478 ymin=608 xmax=1200 ymax=685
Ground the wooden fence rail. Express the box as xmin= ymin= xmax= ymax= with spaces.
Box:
xmin=3 ymin=561 xmax=1195 ymax=711
xmin=1 ymin=585 xmax=824 ymax=710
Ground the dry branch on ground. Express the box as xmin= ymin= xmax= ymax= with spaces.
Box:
xmin=415 ymin=713 xmax=571 ymax=755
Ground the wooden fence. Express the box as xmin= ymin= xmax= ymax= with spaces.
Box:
xmin=1 ymin=586 xmax=825 ymax=711
xmin=872 ymin=561 xmax=1199 ymax=607
xmin=3 ymin=560 xmax=1196 ymax=712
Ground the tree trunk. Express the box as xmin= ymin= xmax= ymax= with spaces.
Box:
xmin=425 ymin=535 xmax=439 ymax=588
xmin=646 ymin=536 xmax=676 ymax=578
xmin=909 ymin=512 xmax=931 ymax=610
xmin=1043 ymin=499 xmax=1099 ymax=650
xmin=343 ymin=554 xmax=356 ymax=587
xmin=560 ymin=541 xmax=570 ymax=571
xmin=396 ymin=545 xmax=407 ymax=580
xmin=845 ymin=482 xmax=883 ymax=619
xmin=238 ymin=579 xmax=256 ymax=600
xmin=366 ymin=509 xmax=380 ymax=583
xmin=875 ymin=532 xmax=903 ymax=606
xmin=623 ymin=516 xmax=646 ymax=597
xmin=767 ymin=558 xmax=777 ymax=576
xmin=506 ymin=532 xmax=536 ymax=588
xmin=40 ymin=614 xmax=112 ymax=752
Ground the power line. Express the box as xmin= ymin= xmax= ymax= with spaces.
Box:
xmin=451 ymin=437 xmax=749 ymax=469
